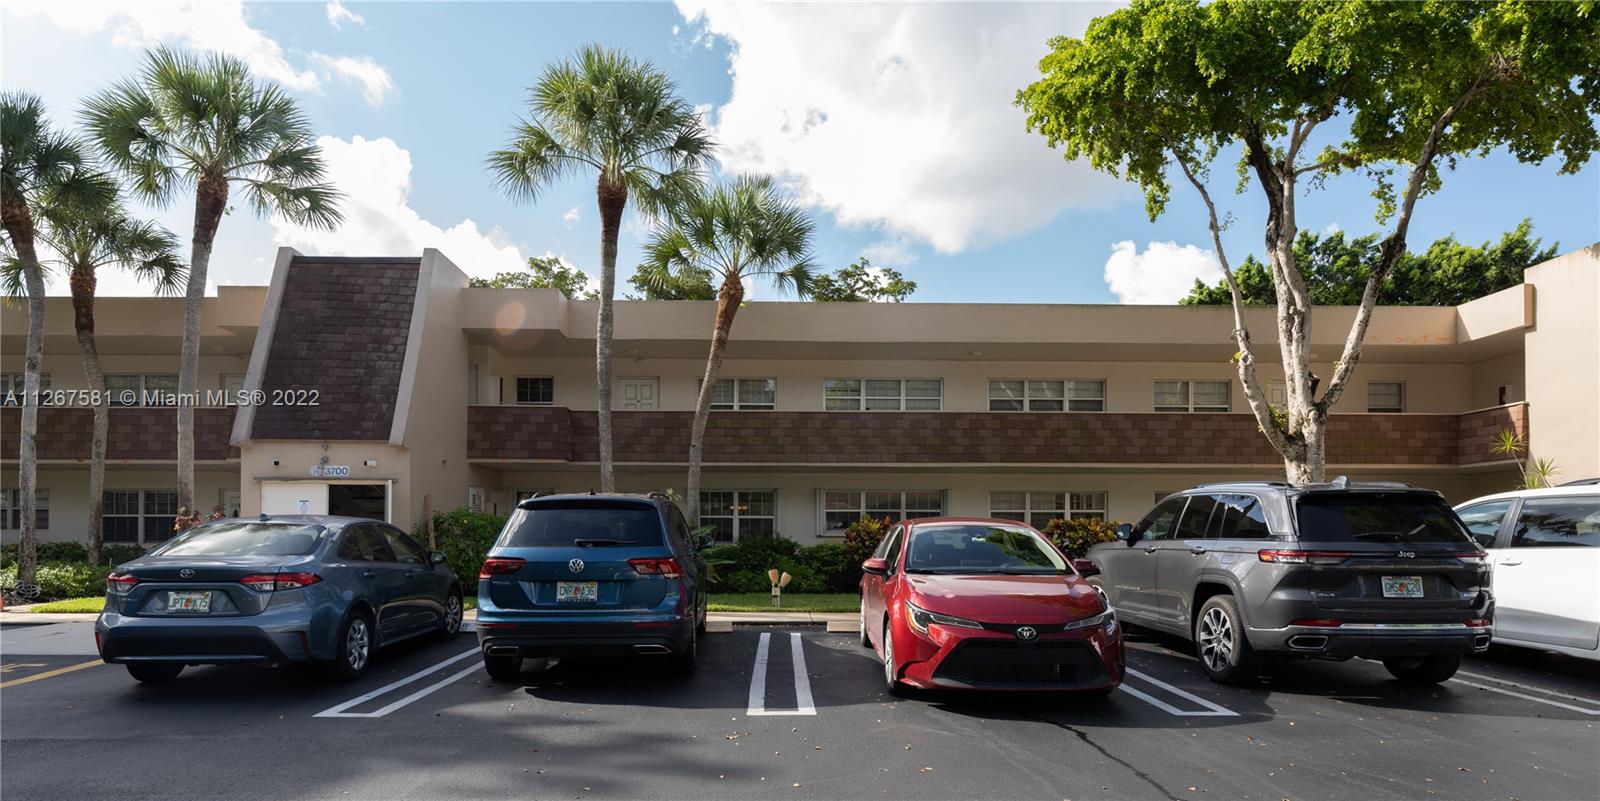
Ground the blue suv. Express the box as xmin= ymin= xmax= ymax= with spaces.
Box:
xmin=475 ymin=493 xmax=711 ymax=681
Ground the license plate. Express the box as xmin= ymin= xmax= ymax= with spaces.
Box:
xmin=168 ymin=591 xmax=211 ymax=613
xmin=555 ymin=581 xmax=598 ymax=603
xmin=1381 ymin=576 xmax=1425 ymax=598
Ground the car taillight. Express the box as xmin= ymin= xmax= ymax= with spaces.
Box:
xmin=1455 ymin=552 xmax=1488 ymax=562
xmin=106 ymin=573 xmax=140 ymax=594
xmin=478 ymin=557 xmax=526 ymax=580
xmin=1258 ymin=549 xmax=1351 ymax=565
xmin=1291 ymin=618 xmax=1344 ymax=627
xmin=1464 ymin=618 xmax=1491 ymax=628
xmin=628 ymin=557 xmax=682 ymax=578
xmin=240 ymin=572 xmax=321 ymax=591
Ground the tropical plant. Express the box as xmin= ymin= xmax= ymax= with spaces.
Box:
xmin=0 ymin=91 xmax=114 ymax=588
xmin=811 ymin=257 xmax=918 ymax=303
xmin=2 ymin=188 xmax=183 ymax=565
xmin=638 ymin=175 xmax=815 ymax=524
xmin=1019 ymin=0 xmax=1600 ymax=482
xmin=1040 ymin=517 xmax=1122 ymax=559
xmin=841 ymin=516 xmax=893 ymax=575
xmin=1491 ymin=430 xmax=1560 ymax=490
xmin=469 ymin=254 xmax=595 ymax=298
xmin=83 ymin=47 xmax=342 ymax=513
xmin=488 ymin=44 xmax=714 ymax=492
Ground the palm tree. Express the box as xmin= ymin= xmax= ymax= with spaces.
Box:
xmin=488 ymin=44 xmax=713 ymax=492
xmin=0 ymin=91 xmax=111 ymax=587
xmin=3 ymin=192 xmax=184 ymax=565
xmin=638 ymin=176 xmax=815 ymax=525
xmin=83 ymin=47 xmax=342 ymax=513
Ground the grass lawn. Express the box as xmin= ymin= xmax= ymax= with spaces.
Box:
xmin=27 ymin=596 xmax=106 ymax=613
xmin=708 ymin=592 xmax=858 ymax=613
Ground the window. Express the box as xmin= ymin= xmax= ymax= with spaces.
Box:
xmin=0 ymin=489 xmax=48 ymax=530
xmin=822 ymin=490 xmax=945 ymax=533
xmin=1174 ymin=494 xmax=1218 ymax=539
xmin=1511 ymin=497 xmax=1600 ymax=548
xmin=515 ymin=376 xmax=554 ymax=405
xmin=1 ymin=373 xmax=50 ymax=406
xmin=698 ymin=490 xmax=776 ymax=543
xmin=1367 ymin=381 xmax=1405 ymax=413
xmin=1155 ymin=380 xmax=1230 ymax=412
xmin=824 ymin=378 xmax=942 ymax=411
xmin=1211 ymin=495 xmax=1271 ymax=539
xmin=1133 ymin=497 xmax=1187 ymax=542
xmin=101 ymin=490 xmax=176 ymax=543
xmin=990 ymin=491 xmax=1106 ymax=528
xmin=221 ymin=374 xmax=246 ymax=405
xmin=380 ymin=527 xmax=427 ymax=565
xmin=338 ymin=525 xmax=395 ymax=561
xmin=466 ymin=364 xmax=479 ymax=405
xmin=1457 ymin=501 xmax=1512 ymax=548
xmin=1067 ymin=380 xmax=1106 ymax=412
xmin=107 ymin=374 xmax=179 ymax=406
xmin=987 ymin=380 xmax=1102 ymax=412
xmin=502 ymin=501 xmax=665 ymax=547
xmin=705 ymin=378 xmax=776 ymax=411
xmin=1267 ymin=380 xmax=1288 ymax=406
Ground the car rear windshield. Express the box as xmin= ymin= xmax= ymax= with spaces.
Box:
xmin=501 ymin=501 xmax=665 ymax=547
xmin=904 ymin=524 xmax=1067 ymax=574
xmin=1295 ymin=493 xmax=1474 ymax=546
xmin=154 ymin=522 xmax=325 ymax=557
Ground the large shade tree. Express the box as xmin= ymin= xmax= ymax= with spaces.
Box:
xmin=638 ymin=175 xmax=815 ymax=525
xmin=84 ymin=47 xmax=342 ymax=513
xmin=1019 ymin=0 xmax=1600 ymax=482
xmin=0 ymin=91 xmax=112 ymax=587
xmin=489 ymin=45 xmax=713 ymax=492
xmin=3 ymin=192 xmax=183 ymax=565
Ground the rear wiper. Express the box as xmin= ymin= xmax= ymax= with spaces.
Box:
xmin=1351 ymin=532 xmax=1404 ymax=541
xmin=573 ymin=538 xmax=631 ymax=547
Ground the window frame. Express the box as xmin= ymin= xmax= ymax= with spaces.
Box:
xmin=823 ymin=378 xmax=943 ymax=412
xmin=989 ymin=490 xmax=1106 ymax=528
xmin=1 ymin=372 xmax=51 ymax=406
xmin=1154 ymin=379 xmax=1231 ymax=412
xmin=697 ymin=489 xmax=778 ymax=543
xmin=0 ymin=488 xmax=48 ymax=530
xmin=106 ymin=373 xmax=180 ymax=407
xmin=1366 ymin=381 xmax=1406 ymax=413
xmin=702 ymin=377 xmax=777 ymax=411
xmin=820 ymin=489 xmax=947 ymax=536
xmin=100 ymin=489 xmax=176 ymax=544
xmin=514 ymin=376 xmax=555 ymax=406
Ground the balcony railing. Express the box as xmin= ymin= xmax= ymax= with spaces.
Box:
xmin=467 ymin=403 xmax=1530 ymax=467
xmin=0 ymin=406 xmax=239 ymax=462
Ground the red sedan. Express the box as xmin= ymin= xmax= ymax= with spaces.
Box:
xmin=859 ymin=517 xmax=1124 ymax=696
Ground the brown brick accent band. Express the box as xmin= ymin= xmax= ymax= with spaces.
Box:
xmin=468 ymin=405 xmax=1527 ymax=467
xmin=1 ymin=406 xmax=239 ymax=462
xmin=1457 ymin=403 xmax=1530 ymax=465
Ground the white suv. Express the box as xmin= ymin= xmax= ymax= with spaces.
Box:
xmin=1455 ymin=481 xmax=1600 ymax=662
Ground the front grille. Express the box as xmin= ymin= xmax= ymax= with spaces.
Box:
xmin=933 ymin=640 xmax=1104 ymax=688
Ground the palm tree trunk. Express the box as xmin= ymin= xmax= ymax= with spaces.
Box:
xmin=178 ymin=174 xmax=228 ymax=512
xmin=1 ymin=198 xmax=44 ymax=587
xmin=595 ymin=178 xmax=628 ymax=493
xmin=686 ymin=274 xmax=744 ymax=527
xmin=70 ymin=263 xmax=106 ymax=565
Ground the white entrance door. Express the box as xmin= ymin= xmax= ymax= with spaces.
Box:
xmin=261 ymin=482 xmax=328 ymax=516
xmin=620 ymin=377 xmax=660 ymax=410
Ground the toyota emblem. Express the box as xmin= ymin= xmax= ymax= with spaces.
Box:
xmin=179 ymin=568 xmax=195 ymax=579
xmin=568 ymin=559 xmax=585 ymax=574
xmin=1015 ymin=626 xmax=1038 ymax=641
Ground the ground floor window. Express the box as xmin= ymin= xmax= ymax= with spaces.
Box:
xmin=990 ymin=491 xmax=1107 ymax=528
xmin=822 ymin=490 xmax=945 ymax=534
xmin=0 ymin=488 xmax=48 ymax=530
xmin=102 ymin=490 xmax=177 ymax=543
xmin=699 ymin=490 xmax=776 ymax=542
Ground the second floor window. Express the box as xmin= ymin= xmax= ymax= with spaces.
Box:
xmin=1367 ymin=381 xmax=1405 ymax=413
xmin=824 ymin=378 xmax=942 ymax=411
xmin=516 ymin=376 xmax=554 ymax=406
xmin=1155 ymin=380 xmax=1230 ymax=412
xmin=706 ymin=378 xmax=776 ymax=410
xmin=988 ymin=379 xmax=1105 ymax=412
xmin=107 ymin=374 xmax=179 ymax=406
xmin=1 ymin=373 xmax=51 ymax=406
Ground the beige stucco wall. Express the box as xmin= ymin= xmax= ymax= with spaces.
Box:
xmin=0 ymin=465 xmax=239 ymax=546
xmin=395 ymin=250 xmax=475 ymax=529
xmin=1523 ymin=245 xmax=1600 ymax=481
xmin=236 ymin=440 xmax=413 ymax=525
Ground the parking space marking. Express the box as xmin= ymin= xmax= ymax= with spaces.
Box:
xmin=0 ymin=659 xmax=103 ymax=689
xmin=746 ymin=632 xmax=816 ymax=716
xmin=1117 ymin=667 xmax=1239 ymax=717
xmin=313 ymin=647 xmax=479 ymax=719
xmin=1448 ymin=677 xmax=1600 ymax=716
xmin=1454 ymin=669 xmax=1600 ymax=706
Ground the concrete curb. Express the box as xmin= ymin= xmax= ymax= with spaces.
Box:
xmin=1 ymin=609 xmax=864 ymax=629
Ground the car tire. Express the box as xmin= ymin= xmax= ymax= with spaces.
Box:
xmin=1194 ymin=595 xmax=1262 ymax=685
xmin=668 ymin=634 xmax=698 ymax=678
xmin=483 ymin=654 xmax=524 ymax=682
xmin=126 ymin=663 xmax=183 ymax=683
xmin=1382 ymin=653 xmax=1462 ymax=685
xmin=325 ymin=610 xmax=375 ymax=682
xmin=695 ymin=595 xmax=708 ymax=638
xmin=882 ymin=622 xmax=909 ymax=697
xmin=434 ymin=589 xmax=464 ymax=640
xmin=859 ymin=597 xmax=873 ymax=648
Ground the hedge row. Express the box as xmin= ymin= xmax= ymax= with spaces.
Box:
xmin=0 ymin=561 xmax=118 ymax=603
xmin=0 ymin=542 xmax=147 ymax=567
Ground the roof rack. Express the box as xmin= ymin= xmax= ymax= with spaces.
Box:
xmin=1558 ymin=477 xmax=1600 ymax=486
xmin=1192 ymin=480 xmax=1293 ymax=489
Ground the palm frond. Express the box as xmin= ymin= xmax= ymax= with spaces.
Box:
xmin=639 ymin=174 xmax=815 ymax=295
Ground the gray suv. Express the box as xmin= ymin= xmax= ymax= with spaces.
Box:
xmin=1084 ymin=479 xmax=1492 ymax=685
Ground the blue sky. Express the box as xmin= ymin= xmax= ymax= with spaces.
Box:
xmin=3 ymin=1 xmax=1596 ymax=303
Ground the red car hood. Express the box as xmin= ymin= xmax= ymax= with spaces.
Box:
xmin=906 ymin=573 xmax=1105 ymax=624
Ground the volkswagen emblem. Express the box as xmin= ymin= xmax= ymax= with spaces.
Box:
xmin=568 ymin=559 xmax=585 ymax=574
xmin=1015 ymin=626 xmax=1038 ymax=641
xmin=178 ymin=568 xmax=195 ymax=579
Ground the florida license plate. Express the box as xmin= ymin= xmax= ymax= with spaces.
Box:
xmin=1381 ymin=576 xmax=1424 ymax=598
xmin=555 ymin=581 xmax=598 ymax=603
xmin=168 ymin=591 xmax=211 ymax=613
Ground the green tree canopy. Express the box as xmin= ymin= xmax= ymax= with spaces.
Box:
xmin=810 ymin=257 xmax=918 ymax=302
xmin=1181 ymin=220 xmax=1558 ymax=306
xmin=470 ymin=255 xmax=596 ymax=299
xmin=628 ymin=262 xmax=716 ymax=300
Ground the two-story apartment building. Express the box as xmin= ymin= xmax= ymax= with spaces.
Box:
xmin=4 ymin=244 xmax=1596 ymax=548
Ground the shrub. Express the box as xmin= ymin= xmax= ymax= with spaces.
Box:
xmin=1040 ymin=517 xmax=1122 ymax=559
xmin=841 ymin=516 xmax=891 ymax=586
xmin=415 ymin=508 xmax=508 ymax=586
xmin=101 ymin=544 xmax=149 ymax=566
xmin=0 ymin=561 xmax=117 ymax=603
xmin=700 ymin=536 xmax=855 ymax=594
xmin=794 ymin=542 xmax=855 ymax=592
xmin=2 ymin=542 xmax=147 ymax=567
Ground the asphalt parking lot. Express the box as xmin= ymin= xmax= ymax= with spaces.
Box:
xmin=2 ymin=621 xmax=1596 ymax=801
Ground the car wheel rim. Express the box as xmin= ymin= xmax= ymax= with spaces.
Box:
xmin=445 ymin=596 xmax=462 ymax=634
xmin=347 ymin=619 xmax=369 ymax=671
xmin=1198 ymin=607 xmax=1233 ymax=673
xmin=859 ymin=600 xmax=866 ymax=638
xmin=883 ymin=626 xmax=896 ymax=688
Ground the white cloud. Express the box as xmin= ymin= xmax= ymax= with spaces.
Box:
xmin=1102 ymin=241 xmax=1222 ymax=305
xmin=310 ymin=53 xmax=393 ymax=106
xmin=1323 ymin=222 xmax=1343 ymax=236
xmin=860 ymin=239 xmax=917 ymax=268
xmin=268 ymin=135 xmax=527 ymax=280
xmin=562 ymin=207 xmax=581 ymax=229
xmin=677 ymin=1 xmax=1123 ymax=254
xmin=325 ymin=0 xmax=364 ymax=30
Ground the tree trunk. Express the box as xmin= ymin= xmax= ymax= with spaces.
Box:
xmin=70 ymin=263 xmax=106 ymax=565
xmin=594 ymin=177 xmax=628 ymax=493
xmin=179 ymin=174 xmax=228 ymax=513
xmin=686 ymin=273 xmax=744 ymax=527
xmin=1 ymin=198 xmax=43 ymax=587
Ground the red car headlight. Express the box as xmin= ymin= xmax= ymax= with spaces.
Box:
xmin=904 ymin=601 xmax=983 ymax=634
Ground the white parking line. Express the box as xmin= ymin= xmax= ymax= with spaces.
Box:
xmin=1117 ymin=667 xmax=1239 ymax=717
xmin=314 ymin=647 xmax=480 ymax=719
xmin=1454 ymin=669 xmax=1600 ymax=706
xmin=1449 ymin=677 xmax=1600 ymax=716
xmin=746 ymin=632 xmax=816 ymax=716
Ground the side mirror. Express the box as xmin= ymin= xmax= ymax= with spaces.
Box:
xmin=1115 ymin=523 xmax=1135 ymax=544
xmin=429 ymin=550 xmax=447 ymax=565
xmin=1071 ymin=558 xmax=1100 ymax=578
xmin=861 ymin=557 xmax=889 ymax=576
xmin=692 ymin=533 xmax=717 ymax=551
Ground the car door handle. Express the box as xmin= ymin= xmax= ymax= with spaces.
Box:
xmin=1189 ymin=547 xmax=1208 ymax=555
xmin=1143 ymin=547 xmax=1159 ymax=554
xmin=361 ymin=570 xmax=377 ymax=578
xmin=1498 ymin=559 xmax=1522 ymax=566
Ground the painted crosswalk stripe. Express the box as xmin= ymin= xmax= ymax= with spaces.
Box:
xmin=746 ymin=632 xmax=816 ymax=716
xmin=314 ymin=647 xmax=479 ymax=718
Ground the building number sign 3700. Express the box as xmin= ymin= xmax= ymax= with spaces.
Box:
xmin=310 ymin=465 xmax=351 ymax=478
